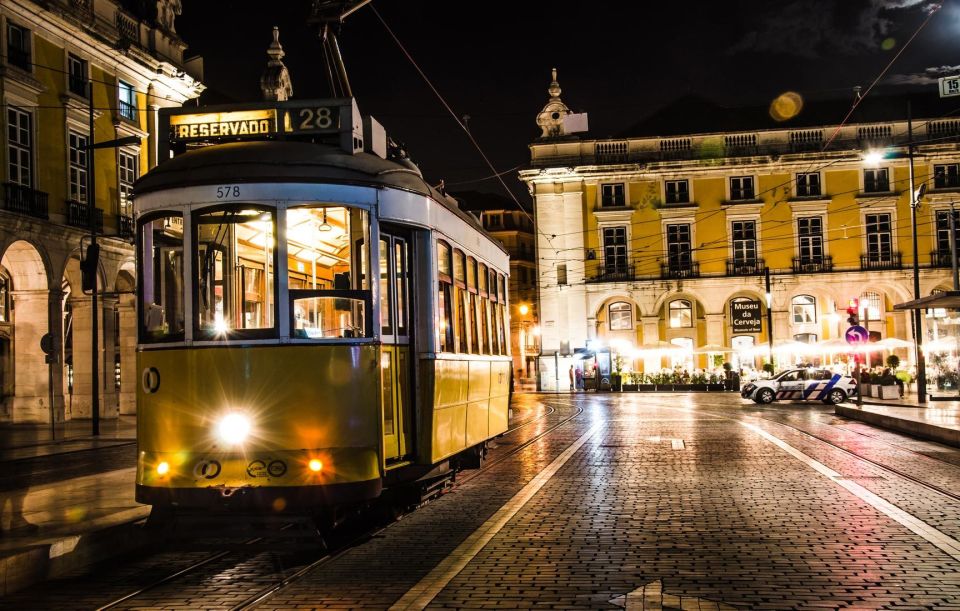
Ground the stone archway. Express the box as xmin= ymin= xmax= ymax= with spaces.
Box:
xmin=0 ymin=240 xmax=58 ymax=423
xmin=61 ymin=252 xmax=108 ymax=421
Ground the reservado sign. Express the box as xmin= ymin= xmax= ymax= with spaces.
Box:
xmin=169 ymin=109 xmax=277 ymax=141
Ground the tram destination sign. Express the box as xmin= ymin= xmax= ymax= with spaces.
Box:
xmin=160 ymin=98 xmax=362 ymax=159
xmin=730 ymin=299 xmax=762 ymax=333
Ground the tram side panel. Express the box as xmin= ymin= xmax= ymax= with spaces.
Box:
xmin=418 ymin=356 xmax=511 ymax=464
xmin=137 ymin=345 xmax=383 ymax=506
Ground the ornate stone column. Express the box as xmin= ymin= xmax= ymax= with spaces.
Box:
xmin=9 ymin=290 xmax=54 ymax=423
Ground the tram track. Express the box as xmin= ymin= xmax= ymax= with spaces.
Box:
xmin=90 ymin=396 xmax=581 ymax=611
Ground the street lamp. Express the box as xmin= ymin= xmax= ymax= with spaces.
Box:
xmin=907 ymin=102 xmax=928 ymax=404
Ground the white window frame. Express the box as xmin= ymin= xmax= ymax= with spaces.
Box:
xmin=599 ymin=182 xmax=626 ymax=208
xmin=6 ymin=105 xmax=32 ymax=187
xmin=795 ymin=172 xmax=822 ymax=198
xmin=727 ymin=214 xmax=761 ymax=263
xmin=68 ymin=130 xmax=89 ymax=203
xmin=933 ymin=162 xmax=960 ymax=190
xmin=796 ymin=216 xmax=825 ymax=263
xmin=608 ymin=301 xmax=633 ymax=330
xmin=861 ymin=208 xmax=897 ymax=261
xmin=4 ymin=20 xmax=32 ymax=73
xmin=862 ymin=166 xmax=891 ymax=194
xmin=668 ymin=299 xmax=693 ymax=329
xmin=118 ymin=148 xmax=139 ymax=217
xmin=597 ymin=220 xmax=632 ymax=271
xmin=663 ymin=178 xmax=691 ymax=205
xmin=791 ymin=295 xmax=817 ymax=325
xmin=728 ymin=175 xmax=756 ymax=201
xmin=118 ymin=79 xmax=137 ymax=122
xmin=66 ymin=52 xmax=88 ymax=98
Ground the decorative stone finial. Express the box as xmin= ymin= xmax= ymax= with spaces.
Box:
xmin=536 ymin=67 xmax=571 ymax=139
xmin=260 ymin=27 xmax=293 ymax=101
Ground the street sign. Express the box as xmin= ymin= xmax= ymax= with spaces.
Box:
xmin=845 ymin=325 xmax=869 ymax=345
xmin=940 ymin=75 xmax=960 ymax=98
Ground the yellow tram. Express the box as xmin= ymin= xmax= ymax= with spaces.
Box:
xmin=133 ymin=99 xmax=512 ymax=510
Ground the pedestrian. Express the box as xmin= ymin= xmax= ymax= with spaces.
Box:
xmin=575 ymin=367 xmax=583 ymax=391
xmin=569 ymin=365 xmax=574 ymax=391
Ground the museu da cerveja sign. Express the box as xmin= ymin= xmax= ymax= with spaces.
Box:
xmin=730 ymin=299 xmax=762 ymax=333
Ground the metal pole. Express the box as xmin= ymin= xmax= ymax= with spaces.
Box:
xmin=88 ymin=79 xmax=99 ymax=435
xmin=908 ymin=100 xmax=928 ymax=404
xmin=951 ymin=204 xmax=959 ymax=291
xmin=765 ymin=267 xmax=774 ymax=368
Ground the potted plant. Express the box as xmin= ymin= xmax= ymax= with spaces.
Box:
xmin=637 ymin=373 xmax=656 ymax=392
xmin=611 ymin=354 xmax=623 ymax=391
xmin=877 ymin=371 xmax=900 ymax=399
xmin=690 ymin=372 xmax=708 ymax=391
xmin=860 ymin=371 xmax=873 ymax=397
xmin=707 ymin=372 xmax=726 ymax=391
xmin=622 ymin=372 xmax=638 ymax=392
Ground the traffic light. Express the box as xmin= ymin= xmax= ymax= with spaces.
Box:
xmin=81 ymin=243 xmax=99 ymax=293
xmin=846 ymin=298 xmax=860 ymax=326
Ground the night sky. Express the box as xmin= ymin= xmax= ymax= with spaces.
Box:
xmin=177 ymin=1 xmax=959 ymax=203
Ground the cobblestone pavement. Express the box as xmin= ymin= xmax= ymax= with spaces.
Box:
xmin=5 ymin=393 xmax=960 ymax=610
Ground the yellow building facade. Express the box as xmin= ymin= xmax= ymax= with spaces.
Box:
xmin=521 ymin=73 xmax=960 ymax=390
xmin=0 ymin=0 xmax=202 ymax=423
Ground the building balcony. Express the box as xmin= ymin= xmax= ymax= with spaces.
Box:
xmin=119 ymin=215 xmax=134 ymax=239
xmin=930 ymin=250 xmax=957 ymax=268
xmin=588 ymin=261 xmax=634 ymax=283
xmin=661 ymin=261 xmax=700 ymax=279
xmin=792 ymin=255 xmax=833 ymax=273
xmin=66 ymin=200 xmax=103 ymax=232
xmin=2 ymin=183 xmax=48 ymax=219
xmin=726 ymin=257 xmax=766 ymax=276
xmin=860 ymin=252 xmax=902 ymax=271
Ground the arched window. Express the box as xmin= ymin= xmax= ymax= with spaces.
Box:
xmin=860 ymin=291 xmax=882 ymax=321
xmin=792 ymin=295 xmax=816 ymax=324
xmin=608 ymin=301 xmax=633 ymax=330
xmin=669 ymin=299 xmax=692 ymax=328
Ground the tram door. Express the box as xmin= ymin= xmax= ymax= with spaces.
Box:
xmin=379 ymin=228 xmax=414 ymax=463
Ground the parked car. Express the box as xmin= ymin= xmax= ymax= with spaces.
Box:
xmin=741 ymin=368 xmax=855 ymax=405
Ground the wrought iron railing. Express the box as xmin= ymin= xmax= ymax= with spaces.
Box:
xmin=66 ymin=200 xmax=103 ymax=232
xmin=661 ymin=261 xmax=700 ymax=279
xmin=792 ymin=255 xmax=833 ymax=273
xmin=726 ymin=257 xmax=766 ymax=276
xmin=860 ymin=252 xmax=902 ymax=271
xmin=2 ymin=183 xmax=47 ymax=219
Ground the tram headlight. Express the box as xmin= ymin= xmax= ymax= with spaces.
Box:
xmin=308 ymin=459 xmax=323 ymax=472
xmin=217 ymin=413 xmax=252 ymax=445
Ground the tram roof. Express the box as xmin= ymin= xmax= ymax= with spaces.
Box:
xmin=133 ymin=139 xmax=497 ymax=243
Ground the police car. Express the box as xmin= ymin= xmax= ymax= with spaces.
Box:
xmin=740 ymin=368 xmax=856 ymax=405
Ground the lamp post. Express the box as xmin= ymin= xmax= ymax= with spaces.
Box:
xmin=907 ymin=101 xmax=928 ymax=404
xmin=81 ymin=79 xmax=141 ymax=435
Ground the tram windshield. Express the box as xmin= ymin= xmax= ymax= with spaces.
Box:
xmin=195 ymin=207 xmax=276 ymax=337
xmin=286 ymin=206 xmax=369 ymax=339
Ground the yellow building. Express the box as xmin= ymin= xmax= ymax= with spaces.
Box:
xmin=0 ymin=0 xmax=202 ymax=423
xmin=520 ymin=72 xmax=960 ymax=390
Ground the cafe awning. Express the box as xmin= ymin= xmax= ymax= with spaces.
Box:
xmin=893 ymin=291 xmax=960 ymax=311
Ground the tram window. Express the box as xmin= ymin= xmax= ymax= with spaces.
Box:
xmin=453 ymin=250 xmax=468 ymax=353
xmin=287 ymin=206 xmax=369 ymax=339
xmin=139 ymin=214 xmax=184 ymax=342
xmin=498 ymin=274 xmax=508 ymax=355
xmin=195 ymin=207 xmax=275 ymax=336
xmin=467 ymin=257 xmax=480 ymax=354
xmin=437 ymin=241 xmax=453 ymax=352
xmin=379 ymin=238 xmax=392 ymax=335
xmin=394 ymin=239 xmax=408 ymax=336
xmin=479 ymin=264 xmax=491 ymax=355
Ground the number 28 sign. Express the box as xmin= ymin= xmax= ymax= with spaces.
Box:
xmin=283 ymin=104 xmax=341 ymax=134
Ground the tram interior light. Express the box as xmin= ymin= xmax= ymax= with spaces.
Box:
xmin=156 ymin=461 xmax=170 ymax=476
xmin=214 ymin=317 xmax=230 ymax=335
xmin=217 ymin=413 xmax=252 ymax=445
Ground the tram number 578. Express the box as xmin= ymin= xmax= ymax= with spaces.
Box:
xmin=215 ymin=185 xmax=241 ymax=199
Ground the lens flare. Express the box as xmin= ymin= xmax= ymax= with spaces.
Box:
xmin=308 ymin=459 xmax=323 ymax=472
xmin=217 ymin=413 xmax=252 ymax=445
xmin=769 ymin=91 xmax=804 ymax=122
xmin=156 ymin=461 xmax=170 ymax=475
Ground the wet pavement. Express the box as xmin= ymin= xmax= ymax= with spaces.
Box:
xmin=3 ymin=393 xmax=960 ymax=609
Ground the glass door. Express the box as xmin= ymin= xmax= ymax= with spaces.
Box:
xmin=379 ymin=227 xmax=414 ymax=463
